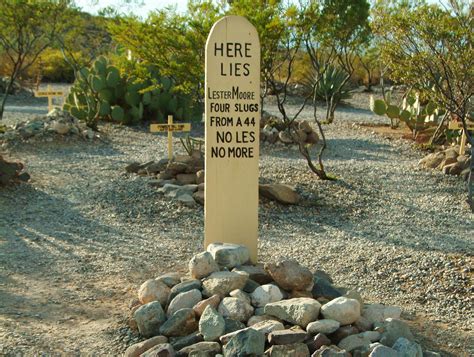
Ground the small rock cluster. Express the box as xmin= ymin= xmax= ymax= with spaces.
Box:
xmin=124 ymin=243 xmax=439 ymax=357
xmin=260 ymin=111 xmax=319 ymax=146
xmin=125 ymin=152 xmax=205 ymax=207
xmin=126 ymin=156 xmax=301 ymax=206
xmin=0 ymin=109 xmax=96 ymax=145
xmin=419 ymin=145 xmax=471 ymax=181
xmin=0 ymin=155 xmax=30 ymax=185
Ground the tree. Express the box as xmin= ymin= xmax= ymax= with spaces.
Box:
xmin=228 ymin=0 xmax=286 ymax=105
xmin=302 ymin=0 xmax=370 ymax=122
xmin=0 ymin=0 xmax=69 ymax=120
xmin=109 ymin=1 xmax=224 ymax=105
xmin=372 ymin=0 xmax=474 ymax=210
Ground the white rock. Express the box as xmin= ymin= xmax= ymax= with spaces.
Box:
xmin=320 ymin=297 xmax=361 ymax=325
xmin=167 ymin=289 xmax=202 ymax=316
xmin=189 ymin=251 xmax=219 ymax=279
xmin=250 ymin=284 xmax=283 ymax=307
xmin=138 ymin=279 xmax=170 ymax=306
xmin=229 ymin=289 xmax=251 ymax=305
xmin=362 ymin=304 xmax=402 ymax=325
xmin=202 ymin=271 xmax=248 ymax=297
xmin=207 ymin=243 xmax=250 ymax=268
xmin=306 ymin=319 xmax=340 ymax=334
xmin=264 ymin=298 xmax=321 ymax=328
xmin=218 ymin=297 xmax=254 ymax=323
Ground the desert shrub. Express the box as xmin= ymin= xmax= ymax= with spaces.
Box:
xmin=64 ymin=56 xmax=195 ymax=129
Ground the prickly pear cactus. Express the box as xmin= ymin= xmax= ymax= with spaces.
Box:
xmin=370 ymin=91 xmax=445 ymax=134
xmin=64 ymin=58 xmax=192 ymax=128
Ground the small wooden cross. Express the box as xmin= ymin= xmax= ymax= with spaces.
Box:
xmin=448 ymin=121 xmax=474 ymax=155
xmin=150 ymin=115 xmax=191 ymax=160
xmin=34 ymin=84 xmax=64 ymax=112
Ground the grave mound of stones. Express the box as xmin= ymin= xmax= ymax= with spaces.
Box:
xmin=126 ymin=156 xmax=300 ymax=206
xmin=124 ymin=243 xmax=439 ymax=357
xmin=0 ymin=109 xmax=96 ymax=145
xmin=260 ymin=111 xmax=319 ymax=146
xmin=419 ymin=146 xmax=471 ymax=181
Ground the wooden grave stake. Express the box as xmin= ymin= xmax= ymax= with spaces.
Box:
xmin=448 ymin=121 xmax=474 ymax=155
xmin=34 ymin=84 xmax=64 ymax=112
xmin=150 ymin=115 xmax=191 ymax=160
xmin=204 ymin=16 xmax=261 ymax=263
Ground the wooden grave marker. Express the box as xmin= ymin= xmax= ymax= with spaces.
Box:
xmin=150 ymin=115 xmax=191 ymax=160
xmin=448 ymin=121 xmax=474 ymax=156
xmin=204 ymin=15 xmax=260 ymax=263
xmin=34 ymin=84 xmax=64 ymax=112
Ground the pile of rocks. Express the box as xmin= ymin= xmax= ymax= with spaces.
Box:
xmin=124 ymin=243 xmax=439 ymax=357
xmin=419 ymin=145 xmax=471 ymax=181
xmin=0 ymin=109 xmax=96 ymax=145
xmin=125 ymin=153 xmax=205 ymax=207
xmin=0 ymin=155 xmax=30 ymax=185
xmin=260 ymin=111 xmax=319 ymax=146
xmin=126 ymin=156 xmax=301 ymax=206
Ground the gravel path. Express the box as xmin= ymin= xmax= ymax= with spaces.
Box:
xmin=0 ymin=94 xmax=472 ymax=356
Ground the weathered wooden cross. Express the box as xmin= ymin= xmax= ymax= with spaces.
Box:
xmin=150 ymin=115 xmax=191 ymax=160
xmin=448 ymin=121 xmax=474 ymax=155
xmin=34 ymin=85 xmax=64 ymax=112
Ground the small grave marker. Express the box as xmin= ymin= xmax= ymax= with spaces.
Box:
xmin=150 ymin=115 xmax=191 ymax=160
xmin=204 ymin=16 xmax=260 ymax=263
xmin=34 ymin=84 xmax=64 ymax=112
xmin=448 ymin=121 xmax=474 ymax=155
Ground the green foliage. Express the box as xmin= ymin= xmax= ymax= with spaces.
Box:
xmin=108 ymin=1 xmax=223 ymax=105
xmin=64 ymin=56 xmax=193 ymax=129
xmin=312 ymin=65 xmax=352 ymax=102
xmin=0 ymin=0 xmax=69 ymax=119
xmin=370 ymin=91 xmax=446 ymax=135
xmin=372 ymin=1 xmax=473 ymax=124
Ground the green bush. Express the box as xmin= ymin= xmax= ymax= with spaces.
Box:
xmin=64 ymin=56 xmax=194 ymax=129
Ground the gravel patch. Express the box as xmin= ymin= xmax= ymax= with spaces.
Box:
xmin=0 ymin=93 xmax=472 ymax=355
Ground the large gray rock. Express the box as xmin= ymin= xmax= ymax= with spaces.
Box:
xmin=392 ymin=337 xmax=423 ymax=357
xmin=159 ymin=183 xmax=198 ymax=198
xmin=369 ymin=345 xmax=399 ymax=357
xmin=259 ymin=184 xmax=300 ymax=205
xmin=337 ymin=334 xmax=371 ymax=352
xmin=124 ymin=335 xmax=168 ymax=357
xmin=251 ymin=284 xmax=284 ymax=307
xmin=138 ymin=279 xmax=171 ymax=306
xmin=379 ymin=318 xmax=414 ymax=347
xmin=218 ymin=297 xmax=254 ymax=323
xmin=224 ymin=318 xmax=246 ymax=334
xmin=167 ymin=289 xmax=202 ymax=317
xmin=264 ymin=298 xmax=321 ymax=328
xmin=223 ymin=328 xmax=266 ymax=357
xmin=250 ymin=320 xmax=285 ymax=335
xmin=140 ymin=343 xmax=175 ymax=357
xmin=159 ymin=308 xmax=197 ymax=337
xmin=202 ymin=271 xmax=248 ymax=297
xmin=157 ymin=273 xmax=181 ymax=288
xmin=362 ymin=304 xmax=402 ymax=325
xmin=320 ymin=297 xmax=361 ymax=325
xmin=134 ymin=301 xmax=167 ymax=338
xmin=268 ymin=328 xmax=308 ymax=345
xmin=306 ymin=319 xmax=340 ymax=335
xmin=266 ymin=343 xmax=310 ymax=357
xmin=170 ymin=332 xmax=203 ymax=351
xmin=264 ymin=260 xmax=313 ymax=292
xmin=169 ymin=280 xmax=202 ymax=302
xmin=232 ymin=265 xmax=272 ymax=284
xmin=178 ymin=342 xmax=221 ymax=356
xmin=199 ymin=305 xmax=225 ymax=342
xmin=207 ymin=243 xmax=250 ymax=268
xmin=229 ymin=289 xmax=251 ymax=305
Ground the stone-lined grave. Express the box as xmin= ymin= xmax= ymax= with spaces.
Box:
xmin=124 ymin=243 xmax=439 ymax=357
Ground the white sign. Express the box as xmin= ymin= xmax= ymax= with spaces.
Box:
xmin=204 ymin=16 xmax=260 ymax=263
